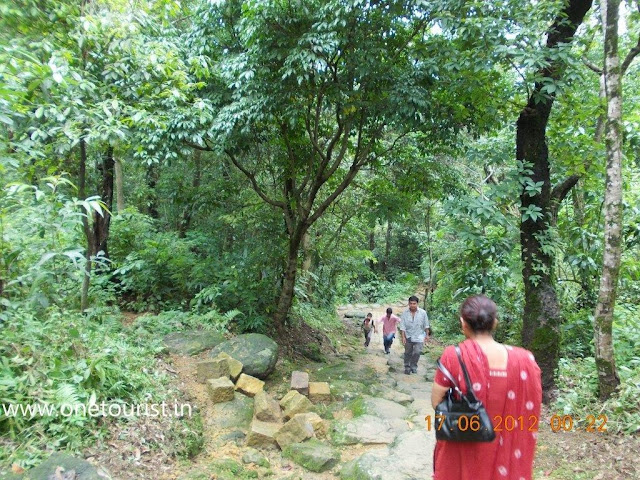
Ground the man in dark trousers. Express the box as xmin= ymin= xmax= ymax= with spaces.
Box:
xmin=399 ymin=296 xmax=430 ymax=374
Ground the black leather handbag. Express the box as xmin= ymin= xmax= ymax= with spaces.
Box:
xmin=434 ymin=346 xmax=495 ymax=442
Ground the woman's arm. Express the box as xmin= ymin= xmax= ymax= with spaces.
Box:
xmin=431 ymin=382 xmax=449 ymax=409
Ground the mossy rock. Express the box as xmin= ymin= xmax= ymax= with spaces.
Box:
xmin=328 ymin=380 xmax=370 ymax=401
xmin=314 ymin=362 xmax=378 ymax=384
xmin=282 ymin=439 xmax=340 ymax=473
xmin=209 ymin=392 xmax=254 ymax=430
xmin=12 ymin=453 xmax=106 ymax=480
xmin=163 ymin=330 xmax=226 ymax=355
xmin=211 ymin=334 xmax=279 ymax=379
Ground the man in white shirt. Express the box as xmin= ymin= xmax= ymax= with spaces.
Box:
xmin=399 ymin=295 xmax=430 ymax=374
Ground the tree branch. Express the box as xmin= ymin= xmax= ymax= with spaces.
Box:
xmin=551 ymin=174 xmax=581 ymax=205
xmin=582 ymin=57 xmax=603 ymax=74
xmin=184 ymin=140 xmax=214 ymax=151
xmin=621 ymin=34 xmax=640 ymax=75
xmin=225 ymin=150 xmax=286 ymax=210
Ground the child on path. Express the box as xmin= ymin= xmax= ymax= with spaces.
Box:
xmin=362 ymin=313 xmax=376 ymax=347
xmin=379 ymin=307 xmax=401 ymax=354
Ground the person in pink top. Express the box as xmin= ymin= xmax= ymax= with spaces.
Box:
xmin=379 ymin=307 xmax=401 ymax=354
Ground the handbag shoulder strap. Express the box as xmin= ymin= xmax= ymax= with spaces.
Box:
xmin=436 ymin=359 xmax=463 ymax=395
xmin=455 ymin=346 xmax=480 ymax=402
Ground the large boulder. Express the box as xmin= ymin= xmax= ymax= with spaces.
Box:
xmin=163 ymin=330 xmax=226 ymax=355
xmin=330 ymin=414 xmax=409 ymax=445
xmin=211 ymin=334 xmax=278 ymax=379
xmin=361 ymin=396 xmax=410 ymax=420
xmin=340 ymin=430 xmax=434 ymax=480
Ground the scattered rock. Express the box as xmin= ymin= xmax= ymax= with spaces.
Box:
xmin=282 ymin=439 xmax=340 ymax=473
xmin=208 ymin=393 xmax=254 ymax=430
xmin=163 ymin=330 xmax=225 ymax=355
xmin=280 ymin=390 xmax=315 ymax=420
xmin=235 ymin=373 xmax=265 ymax=397
xmin=207 ymin=377 xmax=235 ymax=403
xmin=294 ymin=412 xmax=328 ymax=438
xmin=274 ymin=415 xmax=315 ymax=449
xmin=220 ymin=430 xmax=246 ymax=445
xmin=241 ymin=448 xmax=270 ymax=468
xmin=253 ymin=391 xmax=282 ymax=423
xmin=196 ymin=358 xmax=230 ymax=383
xmin=211 ymin=334 xmax=278 ymax=379
xmin=330 ymin=414 xmax=409 ymax=445
xmin=308 ymin=382 xmax=331 ymax=403
xmin=216 ymin=352 xmax=244 ymax=381
xmin=246 ymin=420 xmax=280 ymax=450
xmin=290 ymin=371 xmax=309 ymax=396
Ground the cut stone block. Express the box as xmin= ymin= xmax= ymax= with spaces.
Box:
xmin=308 ymin=382 xmax=331 ymax=403
xmin=197 ymin=358 xmax=230 ymax=383
xmin=274 ymin=415 xmax=315 ymax=449
xmin=216 ymin=352 xmax=244 ymax=381
xmin=235 ymin=373 xmax=265 ymax=397
xmin=280 ymin=390 xmax=315 ymax=420
xmin=254 ymin=391 xmax=282 ymax=423
xmin=246 ymin=420 xmax=280 ymax=450
xmin=207 ymin=377 xmax=235 ymax=403
xmin=294 ymin=412 xmax=328 ymax=438
xmin=290 ymin=371 xmax=310 ymax=396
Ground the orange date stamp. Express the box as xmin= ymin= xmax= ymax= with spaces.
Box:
xmin=424 ymin=414 xmax=608 ymax=433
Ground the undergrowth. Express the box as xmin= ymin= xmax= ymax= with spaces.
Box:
xmin=0 ymin=306 xmax=219 ymax=471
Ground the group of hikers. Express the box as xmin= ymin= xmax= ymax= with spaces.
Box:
xmin=361 ymin=295 xmax=429 ymax=374
xmin=360 ymin=294 xmax=542 ymax=480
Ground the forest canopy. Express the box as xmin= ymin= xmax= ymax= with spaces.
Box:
xmin=1 ymin=0 xmax=640 ymax=471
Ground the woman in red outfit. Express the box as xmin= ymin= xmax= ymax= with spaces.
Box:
xmin=431 ymin=295 xmax=542 ymax=480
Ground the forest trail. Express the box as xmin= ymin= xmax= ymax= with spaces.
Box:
xmin=155 ymin=301 xmax=439 ymax=480
xmin=85 ymin=303 xmax=639 ymax=480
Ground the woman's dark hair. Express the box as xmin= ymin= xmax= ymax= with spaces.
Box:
xmin=460 ymin=295 xmax=497 ymax=332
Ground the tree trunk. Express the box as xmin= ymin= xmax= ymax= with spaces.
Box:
xmin=79 ymin=139 xmax=93 ymax=312
xmin=425 ymin=202 xmax=434 ymax=310
xmin=114 ymin=157 xmax=124 ymax=213
xmin=79 ymin=144 xmax=114 ymax=312
xmin=178 ymin=150 xmax=202 ymax=238
xmin=368 ymin=230 xmax=376 ymax=272
xmin=93 ymin=146 xmax=114 ymax=258
xmin=517 ymin=0 xmax=593 ymax=401
xmin=572 ymin=186 xmax=597 ymax=310
xmin=593 ymin=0 xmax=622 ymax=400
xmin=382 ymin=221 xmax=391 ymax=278
xmin=146 ymin=163 xmax=159 ymax=219
xmin=273 ymin=227 xmax=307 ymax=335
xmin=518 ymin=104 xmax=561 ymax=399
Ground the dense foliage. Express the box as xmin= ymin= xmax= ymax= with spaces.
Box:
xmin=1 ymin=0 xmax=639 ymax=470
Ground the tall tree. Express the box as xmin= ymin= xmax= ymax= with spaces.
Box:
xmin=593 ymin=0 xmax=624 ymax=400
xmin=516 ymin=0 xmax=593 ymax=399
xmin=186 ymin=0 xmax=502 ymax=332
